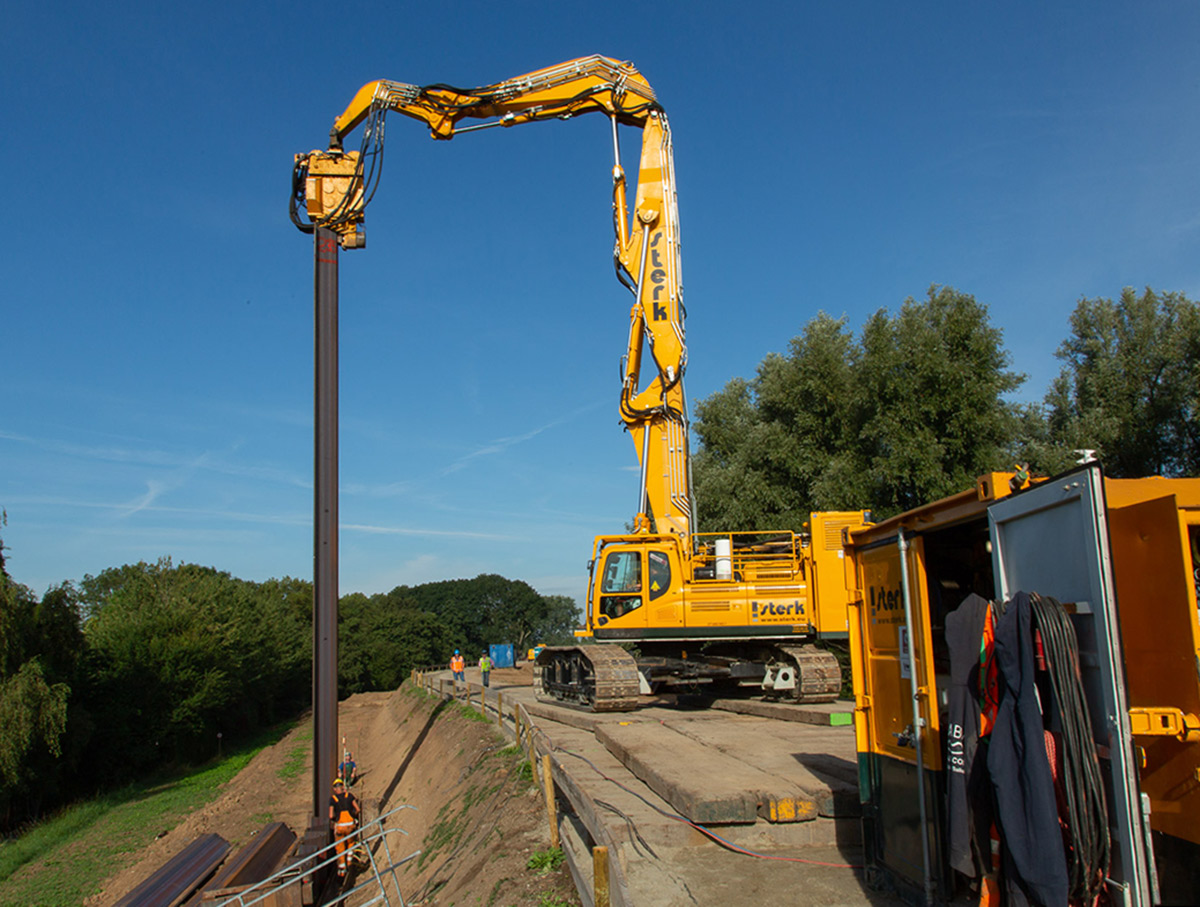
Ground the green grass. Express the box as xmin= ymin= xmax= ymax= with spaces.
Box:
xmin=449 ymin=700 xmax=490 ymax=723
xmin=486 ymin=876 xmax=510 ymax=906
xmin=0 ymin=719 xmax=297 ymax=907
xmin=526 ymin=848 xmax=565 ymax=874
xmin=276 ymin=742 xmax=308 ymax=780
xmin=417 ymin=800 xmax=468 ymax=870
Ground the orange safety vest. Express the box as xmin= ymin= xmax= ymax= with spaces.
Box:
xmin=330 ymin=792 xmax=359 ymax=830
xmin=450 ymin=654 xmax=464 ymax=672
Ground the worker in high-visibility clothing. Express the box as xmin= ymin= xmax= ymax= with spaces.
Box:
xmin=328 ymin=778 xmax=360 ymax=878
xmin=339 ymin=748 xmax=357 ymax=786
xmin=450 ymin=649 xmax=465 ymax=682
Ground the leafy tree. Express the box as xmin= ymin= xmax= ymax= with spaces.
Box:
xmin=338 ymin=591 xmax=450 ymax=694
xmin=850 ymin=287 xmax=1024 ymax=513
xmin=537 ymin=595 xmax=582 ymax=645
xmin=358 ymin=609 xmax=448 ymax=691
xmin=77 ymin=560 xmax=310 ymax=783
xmin=393 ymin=574 xmax=576 ymax=656
xmin=0 ymin=662 xmax=69 ymax=791
xmin=473 ymin=574 xmax=551 ymax=654
xmin=694 ymin=286 xmax=1025 ymax=525
xmin=339 ymin=575 xmax=580 ymax=686
xmin=0 ymin=523 xmax=75 ymax=828
xmin=1044 ymin=287 xmax=1200 ymax=477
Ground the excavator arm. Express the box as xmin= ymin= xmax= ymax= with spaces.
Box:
xmin=292 ymin=55 xmax=692 ymax=537
xmin=327 ymin=55 xmax=658 ymax=144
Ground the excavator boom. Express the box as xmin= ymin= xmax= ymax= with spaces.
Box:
xmin=293 ymin=54 xmax=690 ymax=537
xmin=329 ymin=55 xmax=658 ymax=143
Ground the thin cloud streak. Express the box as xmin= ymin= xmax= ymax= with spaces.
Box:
xmin=436 ymin=401 xmax=606 ymax=477
xmin=119 ymin=481 xmax=167 ymax=517
xmin=341 ymin=523 xmax=518 ymax=541
xmin=1 ymin=431 xmax=308 ymax=488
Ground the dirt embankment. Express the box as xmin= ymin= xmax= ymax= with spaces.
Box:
xmin=92 ymin=670 xmax=578 ymax=906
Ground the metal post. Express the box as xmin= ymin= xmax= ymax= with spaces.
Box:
xmin=897 ymin=528 xmax=933 ymax=905
xmin=312 ymin=226 xmax=340 ymax=831
xmin=636 ymin=423 xmax=651 ymax=523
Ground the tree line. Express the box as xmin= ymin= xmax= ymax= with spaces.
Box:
xmin=692 ymin=286 xmax=1199 ymax=528
xmin=0 ymin=546 xmax=577 ymax=833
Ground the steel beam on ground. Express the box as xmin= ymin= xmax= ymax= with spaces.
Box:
xmin=183 ymin=822 xmax=296 ymax=905
xmin=112 ymin=834 xmax=229 ymax=907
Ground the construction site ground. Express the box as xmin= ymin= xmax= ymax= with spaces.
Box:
xmin=85 ymin=672 xmax=579 ymax=907
xmin=86 ymin=666 xmax=904 ymax=906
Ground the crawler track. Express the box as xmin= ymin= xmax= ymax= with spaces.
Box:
xmin=770 ymin=644 xmax=841 ymax=703
xmin=534 ymin=645 xmax=641 ymax=711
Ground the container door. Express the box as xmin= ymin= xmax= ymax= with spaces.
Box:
xmin=987 ymin=464 xmax=1150 ymax=907
xmin=1108 ymin=494 xmax=1200 ymax=850
xmin=851 ymin=532 xmax=949 ymax=896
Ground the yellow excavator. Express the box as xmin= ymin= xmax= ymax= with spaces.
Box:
xmin=292 ymin=56 xmax=868 ymax=711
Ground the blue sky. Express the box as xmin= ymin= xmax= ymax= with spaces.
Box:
xmin=3 ymin=2 xmax=1198 ymax=602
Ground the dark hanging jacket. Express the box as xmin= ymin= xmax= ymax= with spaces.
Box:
xmin=944 ymin=593 xmax=991 ymax=876
xmin=986 ymin=591 xmax=1068 ymax=907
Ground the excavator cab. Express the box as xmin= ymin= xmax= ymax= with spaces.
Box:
xmin=587 ymin=538 xmax=684 ymax=635
xmin=598 ymin=549 xmax=643 ymax=620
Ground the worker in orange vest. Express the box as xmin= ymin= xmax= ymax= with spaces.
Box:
xmin=328 ymin=778 xmax=360 ymax=878
xmin=450 ymin=649 xmax=466 ymax=682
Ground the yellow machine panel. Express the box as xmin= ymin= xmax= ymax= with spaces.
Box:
xmin=809 ymin=511 xmax=871 ymax=637
xmin=854 ymin=536 xmax=941 ymax=769
xmin=1105 ymin=478 xmax=1200 ymax=849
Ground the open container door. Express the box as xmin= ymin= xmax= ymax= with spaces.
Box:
xmin=987 ymin=463 xmax=1151 ymax=907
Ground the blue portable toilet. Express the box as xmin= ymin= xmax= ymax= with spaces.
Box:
xmin=488 ymin=644 xmax=515 ymax=669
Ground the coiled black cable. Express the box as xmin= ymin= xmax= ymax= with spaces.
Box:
xmin=1030 ymin=592 xmax=1110 ymax=903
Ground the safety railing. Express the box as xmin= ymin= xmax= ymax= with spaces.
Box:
xmin=214 ymin=804 xmax=420 ymax=906
xmin=689 ymin=530 xmax=804 ymax=582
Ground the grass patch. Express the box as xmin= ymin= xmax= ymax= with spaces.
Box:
xmin=276 ymin=743 xmax=308 ymax=781
xmin=526 ymin=848 xmax=565 ymax=874
xmin=0 ymin=719 xmax=297 ymax=907
xmin=416 ymin=800 xmax=468 ymax=870
xmin=462 ymin=781 xmax=501 ymax=810
xmin=446 ymin=700 xmax=490 ymax=723
xmin=486 ymin=876 xmax=510 ymax=906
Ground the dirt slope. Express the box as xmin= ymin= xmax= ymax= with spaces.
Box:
xmin=91 ymin=671 xmax=578 ymax=906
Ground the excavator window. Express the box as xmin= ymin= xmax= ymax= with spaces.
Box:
xmin=1190 ymin=525 xmax=1199 ymax=616
xmin=600 ymin=550 xmax=642 ymax=619
xmin=648 ymin=550 xmax=671 ymax=601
